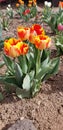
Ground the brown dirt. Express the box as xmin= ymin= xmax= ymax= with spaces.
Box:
xmin=0 ymin=5 xmax=63 ymax=130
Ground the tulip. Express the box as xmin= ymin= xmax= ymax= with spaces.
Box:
xmin=29 ymin=24 xmax=45 ymax=43
xmin=33 ymin=35 xmax=51 ymax=50
xmin=57 ymin=24 xmax=63 ymax=31
xmin=23 ymin=9 xmax=30 ymax=15
xmin=17 ymin=26 xmax=30 ymax=41
xmin=16 ymin=3 xmax=20 ymax=8
xmin=44 ymin=1 xmax=52 ymax=7
xmin=4 ymin=38 xmax=29 ymax=58
xmin=30 ymin=24 xmax=45 ymax=35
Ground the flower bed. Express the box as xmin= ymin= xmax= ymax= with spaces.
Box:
xmin=0 ymin=2 xmax=63 ymax=130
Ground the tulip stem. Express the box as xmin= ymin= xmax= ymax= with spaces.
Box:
xmin=36 ymin=50 xmax=41 ymax=75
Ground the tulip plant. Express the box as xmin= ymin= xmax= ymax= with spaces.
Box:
xmin=42 ymin=2 xmax=63 ymax=33
xmin=0 ymin=24 xmax=59 ymax=98
xmin=6 ymin=4 xmax=13 ymax=19
xmin=55 ymin=32 xmax=63 ymax=55
xmin=16 ymin=0 xmax=37 ymax=22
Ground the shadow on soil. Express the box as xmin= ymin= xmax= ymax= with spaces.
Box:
xmin=2 ymin=123 xmax=13 ymax=130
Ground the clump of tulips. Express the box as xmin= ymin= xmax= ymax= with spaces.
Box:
xmin=0 ymin=24 xmax=59 ymax=98
xmin=42 ymin=1 xmax=63 ymax=33
xmin=55 ymin=32 xmax=63 ymax=56
xmin=16 ymin=0 xmax=37 ymax=22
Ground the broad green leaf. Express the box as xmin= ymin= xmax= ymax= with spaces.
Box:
xmin=0 ymin=76 xmax=18 ymax=87
xmin=0 ymin=40 xmax=4 ymax=50
xmin=35 ymin=58 xmax=51 ymax=80
xmin=29 ymin=70 xmax=35 ymax=81
xmin=22 ymin=74 xmax=30 ymax=91
xmin=18 ymin=56 xmax=27 ymax=74
xmin=43 ymin=57 xmax=60 ymax=80
xmin=0 ymin=92 xmax=4 ymax=101
xmin=26 ymin=52 xmax=35 ymax=71
xmin=3 ymin=54 xmax=14 ymax=73
xmin=32 ymin=80 xmax=40 ymax=97
xmin=0 ymin=61 xmax=5 ymax=68
xmin=49 ymin=57 xmax=60 ymax=74
xmin=35 ymin=65 xmax=50 ymax=81
xmin=41 ymin=50 xmax=50 ymax=62
xmin=41 ymin=57 xmax=49 ymax=68
xmin=16 ymin=88 xmax=31 ymax=99
xmin=15 ymin=63 xmax=23 ymax=86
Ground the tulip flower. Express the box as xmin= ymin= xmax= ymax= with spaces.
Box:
xmin=16 ymin=3 xmax=20 ymax=8
xmin=23 ymin=9 xmax=30 ymax=15
xmin=57 ymin=24 xmax=63 ymax=31
xmin=4 ymin=38 xmax=29 ymax=57
xmin=29 ymin=24 xmax=45 ymax=43
xmin=33 ymin=35 xmax=51 ymax=50
xmin=30 ymin=24 xmax=45 ymax=35
xmin=44 ymin=1 xmax=52 ymax=7
xmin=17 ymin=26 xmax=30 ymax=41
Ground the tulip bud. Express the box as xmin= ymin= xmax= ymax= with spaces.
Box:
xmin=57 ymin=24 xmax=63 ymax=31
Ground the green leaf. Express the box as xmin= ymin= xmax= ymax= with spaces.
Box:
xmin=41 ymin=57 xmax=49 ymax=68
xmin=3 ymin=54 xmax=14 ymax=74
xmin=30 ymin=6 xmax=37 ymax=18
xmin=49 ymin=57 xmax=60 ymax=74
xmin=35 ymin=57 xmax=50 ymax=80
xmin=0 ymin=61 xmax=5 ymax=68
xmin=18 ymin=56 xmax=27 ymax=74
xmin=41 ymin=50 xmax=50 ymax=62
xmin=22 ymin=74 xmax=30 ymax=91
xmin=29 ymin=70 xmax=35 ymax=81
xmin=31 ymin=79 xmax=41 ymax=97
xmin=16 ymin=87 xmax=31 ymax=99
xmin=36 ymin=56 xmax=60 ymax=81
xmin=26 ymin=52 xmax=35 ymax=71
xmin=43 ymin=57 xmax=60 ymax=80
xmin=15 ymin=63 xmax=23 ymax=86
xmin=0 ymin=40 xmax=4 ymax=50
xmin=0 ymin=75 xmax=18 ymax=87
xmin=0 ymin=92 xmax=4 ymax=101
xmin=35 ymin=65 xmax=50 ymax=81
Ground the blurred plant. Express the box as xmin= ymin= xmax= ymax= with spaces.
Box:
xmin=0 ymin=11 xmax=9 ymax=30
xmin=55 ymin=32 xmax=63 ymax=56
xmin=42 ymin=1 xmax=63 ymax=33
xmin=6 ymin=4 xmax=13 ymax=19
xmin=0 ymin=24 xmax=2 ymax=40
xmin=22 ymin=6 xmax=37 ymax=22
xmin=2 ymin=15 xmax=9 ymax=30
xmin=0 ymin=24 xmax=3 ymax=50
xmin=16 ymin=0 xmax=37 ymax=21
xmin=0 ymin=24 xmax=60 ymax=98
xmin=42 ymin=1 xmax=52 ymax=21
xmin=0 ymin=19 xmax=11 ymax=50
xmin=28 ymin=0 xmax=37 ymax=7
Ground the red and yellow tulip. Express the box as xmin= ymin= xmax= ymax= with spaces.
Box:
xmin=33 ymin=35 xmax=51 ymax=50
xmin=4 ymin=38 xmax=29 ymax=58
xmin=29 ymin=24 xmax=45 ymax=43
xmin=30 ymin=24 xmax=45 ymax=35
xmin=17 ymin=26 xmax=30 ymax=41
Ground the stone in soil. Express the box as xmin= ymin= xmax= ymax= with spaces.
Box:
xmin=8 ymin=119 xmax=37 ymax=130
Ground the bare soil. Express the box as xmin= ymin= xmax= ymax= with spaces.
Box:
xmin=0 ymin=4 xmax=63 ymax=130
